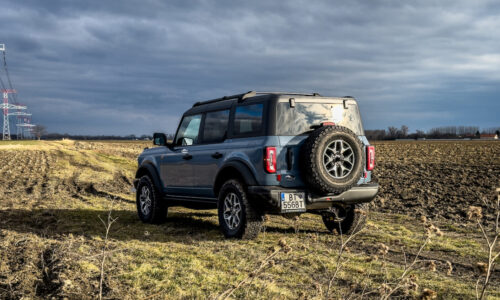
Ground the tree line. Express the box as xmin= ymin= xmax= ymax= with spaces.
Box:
xmin=12 ymin=124 xmax=500 ymax=141
xmin=366 ymin=126 xmax=500 ymax=140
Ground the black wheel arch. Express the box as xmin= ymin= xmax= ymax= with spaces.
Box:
xmin=135 ymin=162 xmax=164 ymax=195
xmin=213 ymin=160 xmax=258 ymax=197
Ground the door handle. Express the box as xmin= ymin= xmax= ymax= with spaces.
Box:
xmin=182 ymin=154 xmax=193 ymax=160
xmin=211 ymin=152 xmax=223 ymax=159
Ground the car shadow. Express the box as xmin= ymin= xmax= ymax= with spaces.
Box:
xmin=0 ymin=208 xmax=332 ymax=243
xmin=0 ymin=208 xmax=222 ymax=243
xmin=263 ymin=226 xmax=331 ymax=235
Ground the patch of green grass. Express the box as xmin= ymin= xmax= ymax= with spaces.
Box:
xmin=0 ymin=140 xmax=42 ymax=145
xmin=96 ymin=152 xmax=137 ymax=171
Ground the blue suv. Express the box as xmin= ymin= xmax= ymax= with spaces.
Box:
xmin=133 ymin=92 xmax=378 ymax=239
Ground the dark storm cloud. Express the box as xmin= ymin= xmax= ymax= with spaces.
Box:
xmin=0 ymin=0 xmax=498 ymax=135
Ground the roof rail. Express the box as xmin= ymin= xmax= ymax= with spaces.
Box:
xmin=192 ymin=91 xmax=256 ymax=107
xmin=255 ymin=92 xmax=321 ymax=97
xmin=191 ymin=91 xmax=321 ymax=108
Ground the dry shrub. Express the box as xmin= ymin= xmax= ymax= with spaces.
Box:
xmin=475 ymin=262 xmax=488 ymax=275
xmin=420 ymin=288 xmax=437 ymax=299
xmin=467 ymin=206 xmax=483 ymax=220
xmin=427 ymin=261 xmax=436 ymax=272
xmin=446 ymin=260 xmax=453 ymax=276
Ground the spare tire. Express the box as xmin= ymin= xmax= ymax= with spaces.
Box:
xmin=301 ymin=125 xmax=365 ymax=194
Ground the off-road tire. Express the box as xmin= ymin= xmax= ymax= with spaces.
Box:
xmin=136 ymin=175 xmax=167 ymax=224
xmin=301 ymin=125 xmax=365 ymax=195
xmin=218 ymin=180 xmax=264 ymax=239
xmin=322 ymin=203 xmax=368 ymax=235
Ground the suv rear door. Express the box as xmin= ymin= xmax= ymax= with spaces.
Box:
xmin=275 ymin=98 xmax=365 ymax=188
xmin=186 ymin=108 xmax=231 ymax=198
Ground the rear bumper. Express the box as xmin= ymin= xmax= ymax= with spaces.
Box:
xmin=247 ymin=183 xmax=379 ymax=212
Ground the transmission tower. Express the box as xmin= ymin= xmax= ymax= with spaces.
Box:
xmin=0 ymin=43 xmax=33 ymax=140
xmin=11 ymin=107 xmax=32 ymax=139
xmin=1 ymin=89 xmax=26 ymax=140
xmin=17 ymin=115 xmax=35 ymax=139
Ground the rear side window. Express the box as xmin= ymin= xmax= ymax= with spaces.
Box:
xmin=203 ymin=110 xmax=230 ymax=143
xmin=233 ymin=104 xmax=263 ymax=136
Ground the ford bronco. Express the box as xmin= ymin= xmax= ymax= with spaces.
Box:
xmin=133 ymin=91 xmax=378 ymax=239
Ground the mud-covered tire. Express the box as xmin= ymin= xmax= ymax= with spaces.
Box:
xmin=301 ymin=125 xmax=365 ymax=194
xmin=322 ymin=203 xmax=368 ymax=235
xmin=217 ymin=180 xmax=264 ymax=239
xmin=136 ymin=175 xmax=167 ymax=224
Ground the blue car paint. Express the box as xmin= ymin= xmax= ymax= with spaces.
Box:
xmin=136 ymin=95 xmax=374 ymax=200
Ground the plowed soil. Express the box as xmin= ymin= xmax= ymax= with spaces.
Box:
xmin=373 ymin=141 xmax=500 ymax=223
xmin=0 ymin=140 xmax=498 ymax=299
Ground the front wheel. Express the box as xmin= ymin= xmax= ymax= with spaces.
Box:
xmin=217 ymin=180 xmax=263 ymax=239
xmin=136 ymin=175 xmax=167 ymax=224
xmin=322 ymin=203 xmax=368 ymax=235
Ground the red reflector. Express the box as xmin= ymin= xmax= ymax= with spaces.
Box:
xmin=366 ymin=146 xmax=375 ymax=171
xmin=264 ymin=147 xmax=277 ymax=173
xmin=276 ymin=174 xmax=281 ymax=181
xmin=322 ymin=122 xmax=335 ymax=126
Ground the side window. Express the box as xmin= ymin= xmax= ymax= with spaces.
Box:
xmin=175 ymin=114 xmax=202 ymax=146
xmin=203 ymin=110 xmax=230 ymax=143
xmin=233 ymin=103 xmax=264 ymax=136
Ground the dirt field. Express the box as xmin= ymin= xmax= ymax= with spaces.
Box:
xmin=373 ymin=141 xmax=500 ymax=223
xmin=0 ymin=140 xmax=498 ymax=299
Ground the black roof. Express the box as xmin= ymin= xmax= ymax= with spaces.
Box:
xmin=192 ymin=91 xmax=321 ymax=108
xmin=183 ymin=91 xmax=323 ymax=115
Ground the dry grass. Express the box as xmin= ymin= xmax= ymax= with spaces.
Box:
xmin=0 ymin=140 xmax=499 ymax=299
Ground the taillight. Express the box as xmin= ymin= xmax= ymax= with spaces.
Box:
xmin=366 ymin=145 xmax=375 ymax=171
xmin=264 ymin=147 xmax=277 ymax=173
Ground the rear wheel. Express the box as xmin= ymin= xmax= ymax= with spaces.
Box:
xmin=136 ymin=175 xmax=167 ymax=224
xmin=322 ymin=203 xmax=368 ymax=235
xmin=218 ymin=180 xmax=263 ymax=239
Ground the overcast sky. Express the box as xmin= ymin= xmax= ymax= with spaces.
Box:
xmin=0 ymin=0 xmax=499 ymax=135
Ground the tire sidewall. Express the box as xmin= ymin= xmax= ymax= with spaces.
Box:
xmin=218 ymin=180 xmax=248 ymax=238
xmin=314 ymin=131 xmax=364 ymax=186
xmin=136 ymin=176 xmax=156 ymax=223
xmin=322 ymin=203 xmax=368 ymax=235
xmin=302 ymin=126 xmax=365 ymax=194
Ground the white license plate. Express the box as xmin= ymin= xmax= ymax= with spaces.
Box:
xmin=280 ymin=192 xmax=306 ymax=213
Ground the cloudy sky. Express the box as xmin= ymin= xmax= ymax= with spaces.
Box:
xmin=0 ymin=0 xmax=498 ymax=135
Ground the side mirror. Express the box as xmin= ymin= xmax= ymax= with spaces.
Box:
xmin=181 ymin=137 xmax=194 ymax=146
xmin=153 ymin=133 xmax=167 ymax=146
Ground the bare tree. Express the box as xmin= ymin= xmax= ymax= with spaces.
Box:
xmin=32 ymin=125 xmax=47 ymax=140
xmin=415 ymin=130 xmax=425 ymax=139
xmin=400 ymin=125 xmax=409 ymax=138
xmin=387 ymin=127 xmax=399 ymax=139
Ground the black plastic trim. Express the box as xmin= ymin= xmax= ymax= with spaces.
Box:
xmin=135 ymin=162 xmax=164 ymax=196
xmin=247 ymin=183 xmax=379 ymax=213
xmin=215 ymin=160 xmax=258 ymax=187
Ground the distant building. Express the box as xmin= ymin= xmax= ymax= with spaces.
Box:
xmin=480 ymin=134 xmax=498 ymax=140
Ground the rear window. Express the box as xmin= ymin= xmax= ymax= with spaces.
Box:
xmin=233 ymin=104 xmax=264 ymax=136
xmin=276 ymin=102 xmax=364 ymax=135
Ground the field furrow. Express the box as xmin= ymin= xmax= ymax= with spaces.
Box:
xmin=0 ymin=140 xmax=499 ymax=299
